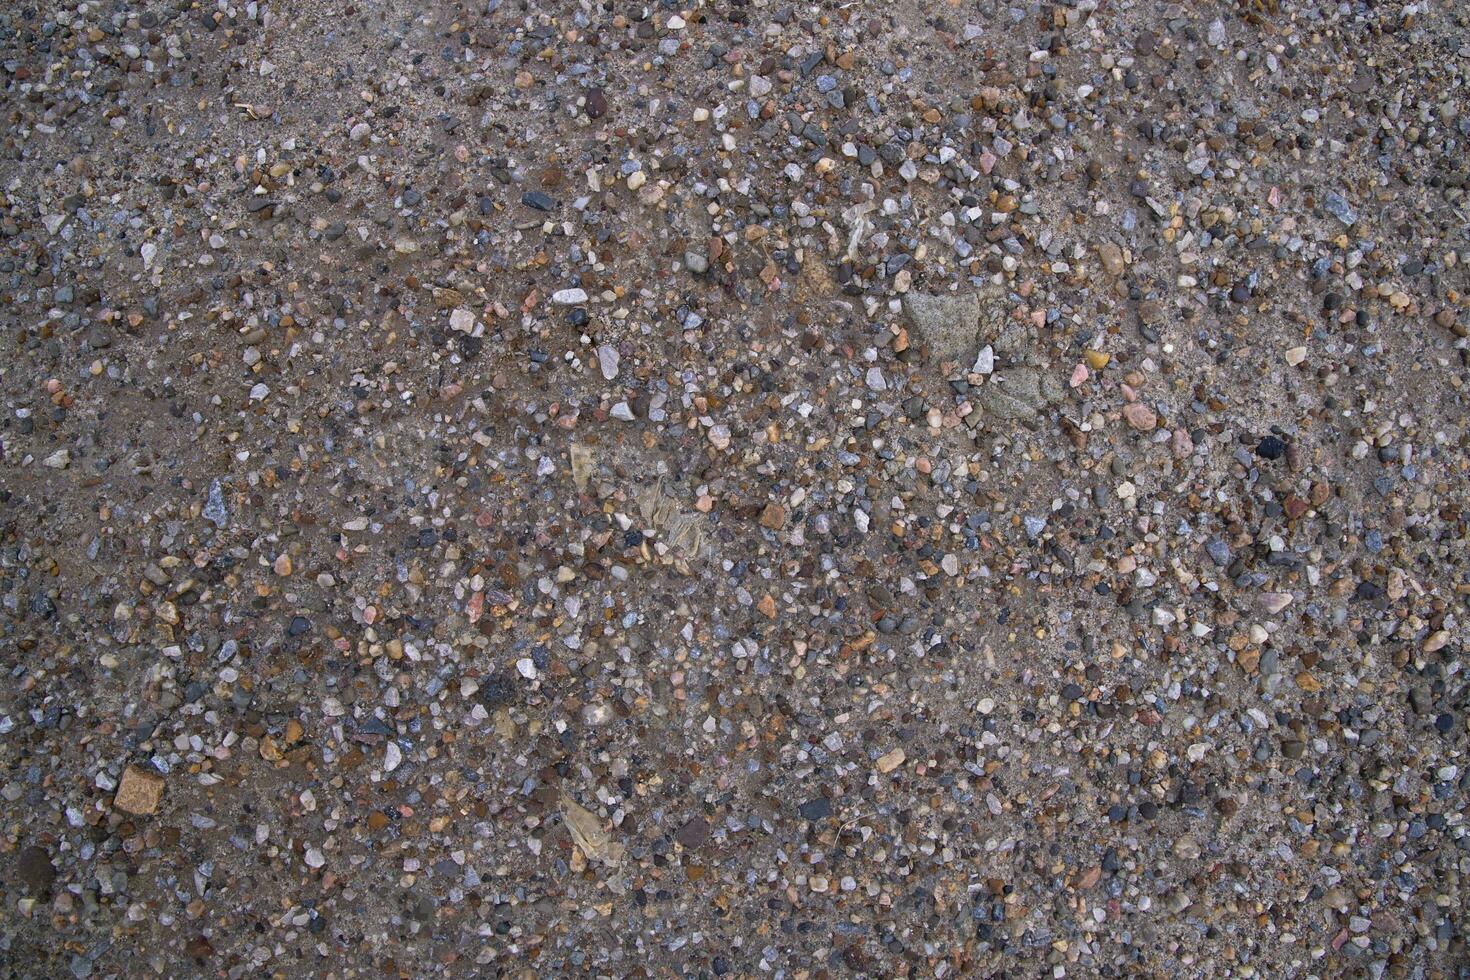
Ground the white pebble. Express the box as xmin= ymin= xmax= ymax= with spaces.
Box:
xmin=597 ymin=344 xmax=620 ymax=381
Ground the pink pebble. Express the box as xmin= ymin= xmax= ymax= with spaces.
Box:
xmin=1122 ymin=401 xmax=1158 ymax=432
xmin=1171 ymin=427 xmax=1194 ymax=458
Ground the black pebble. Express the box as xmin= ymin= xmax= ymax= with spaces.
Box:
xmin=798 ymin=797 xmax=832 ymax=821
xmin=16 ymin=845 xmax=55 ymax=895
xmin=479 ymin=671 xmax=516 ymax=708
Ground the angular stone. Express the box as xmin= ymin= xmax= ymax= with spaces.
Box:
xmin=1323 ymin=191 xmax=1357 ymax=225
xmin=562 ymin=792 xmax=625 ymax=867
xmin=449 ymin=308 xmax=476 ymax=333
xmin=114 ymin=765 xmax=164 ymax=815
xmin=596 ymin=344 xmax=620 ymax=381
xmin=875 ymin=748 xmax=906 ymax=773
xmin=797 ymin=797 xmax=832 ymax=821
xmin=1256 ymin=592 xmax=1293 ymax=615
xmin=675 ymin=816 xmax=710 ymax=850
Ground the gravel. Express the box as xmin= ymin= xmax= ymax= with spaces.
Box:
xmin=1 ymin=0 xmax=1469 ymax=975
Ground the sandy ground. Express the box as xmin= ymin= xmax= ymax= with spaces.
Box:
xmin=2 ymin=0 xmax=1469 ymax=976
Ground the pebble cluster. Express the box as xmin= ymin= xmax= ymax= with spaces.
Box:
xmin=2 ymin=0 xmax=1469 ymax=975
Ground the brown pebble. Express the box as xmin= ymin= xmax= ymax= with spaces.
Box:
xmin=586 ymin=87 xmax=607 ymax=119
xmin=675 ymin=816 xmax=710 ymax=849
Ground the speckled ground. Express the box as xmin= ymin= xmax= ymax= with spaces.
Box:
xmin=2 ymin=0 xmax=1469 ymax=977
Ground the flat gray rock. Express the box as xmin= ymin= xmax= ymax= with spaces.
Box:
xmin=974 ymin=367 xmax=1066 ymax=421
xmin=902 ymin=291 xmax=984 ymax=366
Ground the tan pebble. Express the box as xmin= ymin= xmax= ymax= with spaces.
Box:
xmin=876 ymin=748 xmax=906 ymax=773
xmin=259 ymin=736 xmax=283 ymax=762
xmin=114 ymin=766 xmax=164 ymax=816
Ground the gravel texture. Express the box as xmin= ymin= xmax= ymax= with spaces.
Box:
xmin=2 ymin=0 xmax=1470 ymax=976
